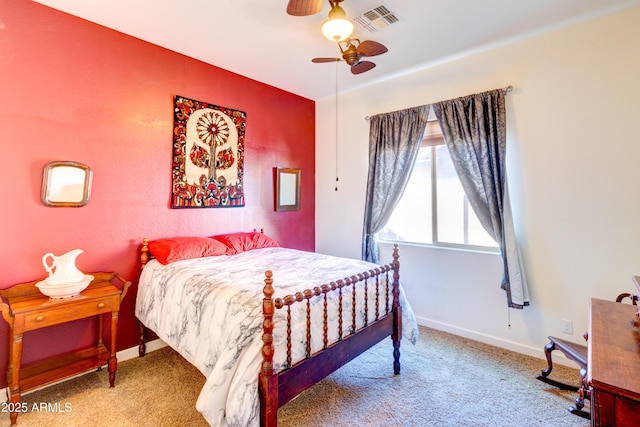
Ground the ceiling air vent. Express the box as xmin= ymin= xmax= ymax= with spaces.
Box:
xmin=354 ymin=4 xmax=400 ymax=33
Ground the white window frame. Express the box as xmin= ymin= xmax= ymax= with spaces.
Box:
xmin=379 ymin=121 xmax=500 ymax=254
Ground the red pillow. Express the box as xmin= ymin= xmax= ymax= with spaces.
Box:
xmin=212 ymin=232 xmax=280 ymax=255
xmin=148 ymin=237 xmax=228 ymax=265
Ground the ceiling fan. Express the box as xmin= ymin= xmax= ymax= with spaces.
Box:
xmin=312 ymin=38 xmax=388 ymax=75
xmin=286 ymin=0 xmax=326 ymax=16
xmin=287 ymin=1 xmax=388 ymax=74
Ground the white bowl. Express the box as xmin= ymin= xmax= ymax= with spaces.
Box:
xmin=36 ymin=274 xmax=94 ymax=299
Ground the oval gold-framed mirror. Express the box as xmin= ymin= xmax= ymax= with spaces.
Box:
xmin=41 ymin=161 xmax=93 ymax=207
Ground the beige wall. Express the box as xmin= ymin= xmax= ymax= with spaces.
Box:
xmin=315 ymin=6 xmax=640 ymax=358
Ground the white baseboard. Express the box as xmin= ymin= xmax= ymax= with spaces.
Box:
xmin=1 ymin=338 xmax=168 ymax=398
xmin=2 ymin=325 xmax=579 ymax=398
xmin=116 ymin=338 xmax=167 ymax=362
xmin=415 ymin=316 xmax=580 ymax=369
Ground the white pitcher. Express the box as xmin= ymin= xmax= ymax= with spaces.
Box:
xmin=42 ymin=249 xmax=85 ymax=285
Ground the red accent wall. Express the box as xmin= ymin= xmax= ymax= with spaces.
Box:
xmin=0 ymin=1 xmax=315 ymax=387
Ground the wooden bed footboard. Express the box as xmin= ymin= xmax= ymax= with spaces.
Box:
xmin=259 ymin=244 xmax=402 ymax=427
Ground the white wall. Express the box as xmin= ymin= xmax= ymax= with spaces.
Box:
xmin=315 ymin=6 xmax=640 ymax=360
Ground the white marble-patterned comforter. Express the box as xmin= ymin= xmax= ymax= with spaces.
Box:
xmin=135 ymin=247 xmax=418 ymax=427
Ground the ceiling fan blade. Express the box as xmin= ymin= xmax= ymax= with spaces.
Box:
xmin=312 ymin=57 xmax=341 ymax=63
xmin=351 ymin=61 xmax=376 ymax=74
xmin=357 ymin=40 xmax=388 ymax=57
xmin=287 ymin=0 xmax=323 ymax=16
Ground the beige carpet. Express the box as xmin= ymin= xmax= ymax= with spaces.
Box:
xmin=0 ymin=326 xmax=588 ymax=427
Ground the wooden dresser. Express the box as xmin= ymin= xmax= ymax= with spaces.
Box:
xmin=588 ymin=298 xmax=640 ymax=426
xmin=0 ymin=272 xmax=130 ymax=426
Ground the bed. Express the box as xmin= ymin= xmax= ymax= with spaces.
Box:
xmin=135 ymin=232 xmax=418 ymax=426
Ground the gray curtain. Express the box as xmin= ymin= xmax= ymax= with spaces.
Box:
xmin=362 ymin=105 xmax=429 ymax=263
xmin=433 ymin=89 xmax=529 ymax=309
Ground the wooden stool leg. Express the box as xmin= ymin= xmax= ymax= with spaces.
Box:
xmin=535 ymin=340 xmax=580 ymax=392
xmin=536 ymin=337 xmax=580 ymax=391
xmin=575 ymin=367 xmax=587 ymax=410
xmin=569 ymin=378 xmax=591 ymax=420
xmin=568 ymin=367 xmax=591 ymax=420
xmin=540 ymin=340 xmax=555 ymax=377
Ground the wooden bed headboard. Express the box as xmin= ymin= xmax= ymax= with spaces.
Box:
xmin=140 ymin=228 xmax=265 ymax=271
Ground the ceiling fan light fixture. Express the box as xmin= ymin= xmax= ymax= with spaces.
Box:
xmin=321 ymin=5 xmax=354 ymax=42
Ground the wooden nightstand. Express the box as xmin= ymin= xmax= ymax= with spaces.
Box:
xmin=0 ymin=272 xmax=130 ymax=426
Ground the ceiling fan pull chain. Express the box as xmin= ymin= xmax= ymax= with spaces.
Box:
xmin=335 ymin=51 xmax=339 ymax=191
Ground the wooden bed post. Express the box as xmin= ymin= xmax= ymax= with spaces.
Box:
xmin=259 ymin=270 xmax=278 ymax=427
xmin=138 ymin=238 xmax=149 ymax=357
xmin=138 ymin=321 xmax=147 ymax=357
xmin=140 ymin=238 xmax=149 ymax=270
xmin=391 ymin=244 xmax=402 ymax=375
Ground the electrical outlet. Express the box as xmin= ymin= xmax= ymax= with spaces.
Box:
xmin=561 ymin=319 xmax=573 ymax=335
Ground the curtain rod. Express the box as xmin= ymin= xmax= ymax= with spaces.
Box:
xmin=364 ymin=85 xmax=513 ymax=121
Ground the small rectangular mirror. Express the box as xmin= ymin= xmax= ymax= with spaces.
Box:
xmin=275 ymin=167 xmax=300 ymax=211
xmin=41 ymin=161 xmax=92 ymax=207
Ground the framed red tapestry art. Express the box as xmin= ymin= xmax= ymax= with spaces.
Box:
xmin=171 ymin=95 xmax=246 ymax=208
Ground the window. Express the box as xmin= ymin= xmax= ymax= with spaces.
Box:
xmin=379 ymin=121 xmax=499 ymax=252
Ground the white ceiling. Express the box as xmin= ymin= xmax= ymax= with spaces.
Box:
xmin=33 ymin=0 xmax=640 ymax=101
